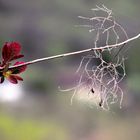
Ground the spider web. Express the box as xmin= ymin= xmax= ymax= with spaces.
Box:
xmin=60 ymin=5 xmax=128 ymax=110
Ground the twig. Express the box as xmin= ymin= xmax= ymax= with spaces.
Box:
xmin=6 ymin=33 xmax=140 ymax=70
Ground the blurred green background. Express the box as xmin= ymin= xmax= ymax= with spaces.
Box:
xmin=0 ymin=0 xmax=140 ymax=140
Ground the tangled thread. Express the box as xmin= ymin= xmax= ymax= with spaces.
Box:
xmin=60 ymin=5 xmax=128 ymax=110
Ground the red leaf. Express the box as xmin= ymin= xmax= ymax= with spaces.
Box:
xmin=11 ymin=54 xmax=24 ymax=61
xmin=13 ymin=61 xmax=27 ymax=73
xmin=0 ymin=76 xmax=5 ymax=83
xmin=14 ymin=75 xmax=23 ymax=81
xmin=2 ymin=42 xmax=23 ymax=63
xmin=7 ymin=75 xmax=18 ymax=84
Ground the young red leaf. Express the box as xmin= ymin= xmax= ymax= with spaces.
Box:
xmin=7 ymin=75 xmax=18 ymax=84
xmin=12 ymin=61 xmax=27 ymax=74
xmin=2 ymin=42 xmax=24 ymax=64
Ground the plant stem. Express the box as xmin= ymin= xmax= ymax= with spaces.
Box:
xmin=5 ymin=33 xmax=140 ymax=70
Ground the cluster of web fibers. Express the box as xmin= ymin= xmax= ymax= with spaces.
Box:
xmin=59 ymin=54 xmax=126 ymax=110
xmin=59 ymin=5 xmax=128 ymax=110
xmin=74 ymin=55 xmax=126 ymax=110
xmin=77 ymin=5 xmax=128 ymax=56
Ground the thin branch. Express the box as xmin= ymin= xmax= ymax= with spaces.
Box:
xmin=6 ymin=33 xmax=140 ymax=70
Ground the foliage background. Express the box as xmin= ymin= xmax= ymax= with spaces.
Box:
xmin=0 ymin=0 xmax=140 ymax=140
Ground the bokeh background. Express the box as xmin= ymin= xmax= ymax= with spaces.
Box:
xmin=0 ymin=0 xmax=140 ymax=140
